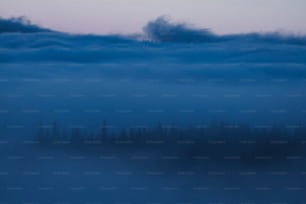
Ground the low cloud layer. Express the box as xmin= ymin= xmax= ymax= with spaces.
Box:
xmin=0 ymin=17 xmax=306 ymax=131
xmin=0 ymin=16 xmax=306 ymax=66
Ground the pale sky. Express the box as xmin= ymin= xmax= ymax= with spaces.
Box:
xmin=1 ymin=0 xmax=306 ymax=35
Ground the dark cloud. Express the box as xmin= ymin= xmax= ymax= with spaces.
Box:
xmin=144 ymin=16 xmax=306 ymax=45
xmin=143 ymin=16 xmax=222 ymax=43
xmin=0 ymin=17 xmax=52 ymax=33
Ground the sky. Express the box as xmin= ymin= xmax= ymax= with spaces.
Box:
xmin=0 ymin=0 xmax=306 ymax=35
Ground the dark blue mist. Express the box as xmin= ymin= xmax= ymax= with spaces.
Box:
xmin=0 ymin=17 xmax=306 ymax=203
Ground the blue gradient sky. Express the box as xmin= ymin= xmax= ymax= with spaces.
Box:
xmin=1 ymin=0 xmax=306 ymax=35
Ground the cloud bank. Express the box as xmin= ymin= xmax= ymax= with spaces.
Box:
xmin=0 ymin=16 xmax=306 ymax=66
xmin=0 ymin=17 xmax=306 ymax=131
